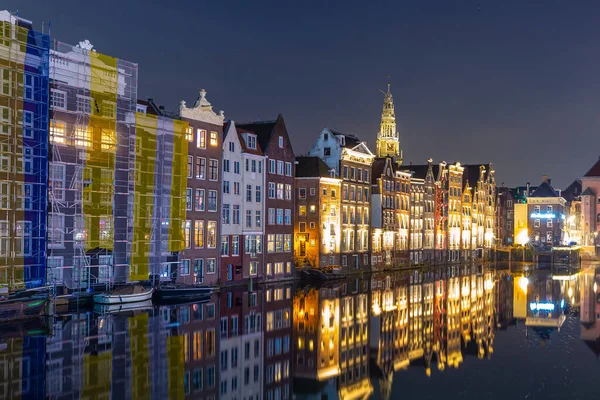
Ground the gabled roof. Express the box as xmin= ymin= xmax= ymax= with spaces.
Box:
xmin=400 ymin=164 xmax=438 ymax=181
xmin=584 ymin=157 xmax=600 ymax=177
xmin=295 ymin=156 xmax=332 ymax=178
xmin=530 ymin=181 xmax=559 ymax=198
xmin=237 ymin=114 xmax=291 ymax=153
xmin=371 ymin=158 xmax=392 ymax=183
xmin=462 ymin=164 xmax=491 ymax=189
xmin=581 ymin=187 xmax=596 ymax=197
xmin=329 ymin=129 xmax=362 ymax=148
xmin=562 ymin=179 xmax=582 ymax=202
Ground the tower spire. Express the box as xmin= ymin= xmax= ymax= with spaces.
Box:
xmin=376 ymin=80 xmax=401 ymax=162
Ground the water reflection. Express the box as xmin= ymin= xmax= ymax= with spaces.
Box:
xmin=1 ymin=264 xmax=596 ymax=400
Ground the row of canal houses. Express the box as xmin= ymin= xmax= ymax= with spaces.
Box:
xmin=295 ymin=85 xmax=497 ymax=273
xmin=0 ymin=11 xmax=497 ymax=294
xmin=2 ymin=267 xmax=506 ymax=400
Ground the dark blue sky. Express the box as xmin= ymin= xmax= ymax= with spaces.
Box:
xmin=7 ymin=0 xmax=600 ymax=188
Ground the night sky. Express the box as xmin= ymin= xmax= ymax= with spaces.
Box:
xmin=7 ymin=0 xmax=600 ymax=188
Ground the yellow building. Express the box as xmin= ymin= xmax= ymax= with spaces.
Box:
xmin=514 ymin=203 xmax=529 ymax=245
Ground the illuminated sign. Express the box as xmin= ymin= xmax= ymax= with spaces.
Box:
xmin=530 ymin=212 xmax=555 ymax=219
xmin=529 ymin=302 xmax=555 ymax=311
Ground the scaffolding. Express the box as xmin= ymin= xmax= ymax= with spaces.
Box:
xmin=48 ymin=40 xmax=138 ymax=291
xmin=0 ymin=12 xmax=50 ymax=291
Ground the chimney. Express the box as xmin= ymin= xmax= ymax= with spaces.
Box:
xmin=542 ymin=175 xmax=548 ymax=183
xmin=526 ymin=182 xmax=530 ymax=196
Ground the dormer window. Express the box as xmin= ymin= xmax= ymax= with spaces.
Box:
xmin=245 ymin=133 xmax=257 ymax=150
xmin=323 ymin=133 xmax=329 ymax=141
xmin=136 ymin=104 xmax=147 ymax=114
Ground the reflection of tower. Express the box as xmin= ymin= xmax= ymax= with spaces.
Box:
xmin=375 ymin=84 xmax=401 ymax=161
xmin=580 ymin=269 xmax=600 ymax=357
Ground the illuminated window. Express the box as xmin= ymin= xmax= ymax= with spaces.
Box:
xmin=207 ymin=221 xmax=216 ymax=248
xmin=194 ymin=220 xmax=204 ymax=248
xmin=299 ymin=205 xmax=306 ymax=216
xmin=210 ymin=131 xmax=218 ymax=146
xmin=186 ymin=126 xmax=193 ymax=142
xmin=183 ymin=220 xmax=191 ymax=249
xmin=101 ymin=129 xmax=115 ymax=151
xmin=50 ymin=120 xmax=66 ymax=144
xmin=197 ymin=129 xmax=206 ymax=148
xmin=193 ymin=330 xmax=203 ymax=360
xmin=74 ymin=125 xmax=92 ymax=148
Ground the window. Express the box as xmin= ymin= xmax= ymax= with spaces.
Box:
xmin=185 ymin=126 xmax=194 ymax=142
xmin=232 ymin=236 xmax=239 ymax=255
xmin=234 ymin=161 xmax=240 ymax=174
xmin=223 ymin=159 xmax=230 ymax=173
xmin=207 ymin=222 xmax=217 ymax=248
xmin=250 ymin=261 xmax=258 ymax=276
xmin=208 ymin=190 xmax=217 ymax=212
xmin=299 ymin=222 xmax=306 ymax=233
xmin=197 ymin=129 xmax=206 ymax=148
xmin=507 ymin=200 xmax=513 ymax=208
xmin=208 ymin=159 xmax=218 ymax=181
xmin=49 ymin=120 xmax=66 ymax=144
xmin=277 ymin=161 xmax=284 ymax=175
xmin=196 ymin=157 xmax=206 ymax=179
xmin=194 ymin=221 xmax=204 ymax=248
xmin=195 ymin=189 xmax=205 ymax=211
xmin=246 ymin=185 xmax=252 ymax=202
xmin=357 ymin=168 xmax=363 ymax=182
xmin=210 ymin=131 xmax=218 ymax=146
xmin=534 ymin=219 xmax=540 ymax=228
xmin=50 ymin=163 xmax=66 ymax=201
xmin=48 ymin=214 xmax=65 ymax=247
xmin=222 ymin=204 xmax=230 ymax=224
xmin=207 ymin=365 xmax=215 ymax=388
xmin=269 ymin=159 xmax=276 ymax=174
xmin=186 ymin=188 xmax=193 ymax=211
xmin=277 ymin=183 xmax=284 ymax=199
xmin=310 ymin=222 xmax=315 ymax=229
xmin=269 ymin=208 xmax=275 ymax=225
xmin=251 ymin=159 xmax=256 ymax=172
xmin=299 ymin=206 xmax=306 ymax=216
xmin=233 ymin=205 xmax=240 ymax=224
xmin=182 ymin=259 xmax=191 ymax=275
xmin=285 ymin=184 xmax=292 ymax=200
xmin=256 ymin=186 xmax=262 ymax=202
xmin=546 ymin=205 xmax=553 ymax=212
xmin=309 ymin=188 xmax=315 ymax=196
xmin=247 ymin=134 xmax=257 ymax=149
xmin=256 ymin=211 xmax=262 ymax=228
xmin=187 ymin=156 xmax=193 ymax=178
xmin=534 ymin=205 xmax=540 ymax=213
xmin=285 ymin=162 xmax=292 ymax=176
xmin=269 ymin=182 xmax=276 ymax=198
xmin=207 ymin=258 xmax=216 ymax=274
xmin=76 ymin=95 xmax=92 ymax=114
xmin=22 ymin=111 xmax=34 ymax=139
xmin=279 ymin=136 xmax=284 ymax=148
xmin=547 ymin=219 xmax=552 ymax=228
xmin=277 ymin=209 xmax=283 ymax=225
xmin=184 ymin=220 xmax=191 ymax=248
xmin=246 ymin=210 xmax=252 ymax=228
xmin=299 ymin=188 xmax=306 ymax=199
xmin=193 ymin=369 xmax=203 ymax=392
xmin=324 ymin=147 xmax=331 ymax=156
xmin=221 ymin=236 xmax=230 ymax=256
xmin=234 ymin=182 xmax=240 ymax=195
xmin=284 ymin=209 xmax=291 ymax=225
xmin=50 ymin=90 xmax=66 ymax=110
xmin=223 ymin=180 xmax=230 ymax=194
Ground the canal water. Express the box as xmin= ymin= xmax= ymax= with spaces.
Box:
xmin=1 ymin=263 xmax=599 ymax=400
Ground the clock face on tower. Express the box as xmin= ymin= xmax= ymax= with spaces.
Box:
xmin=387 ymin=142 xmax=395 ymax=151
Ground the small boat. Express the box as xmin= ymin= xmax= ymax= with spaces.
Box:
xmin=0 ymin=295 xmax=47 ymax=322
xmin=94 ymin=299 xmax=154 ymax=314
xmin=153 ymin=284 xmax=212 ymax=304
xmin=93 ymin=285 xmax=153 ymax=305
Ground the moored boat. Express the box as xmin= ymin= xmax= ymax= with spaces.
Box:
xmin=93 ymin=285 xmax=153 ymax=305
xmin=153 ymin=284 xmax=212 ymax=304
xmin=94 ymin=299 xmax=154 ymax=314
xmin=0 ymin=295 xmax=48 ymax=322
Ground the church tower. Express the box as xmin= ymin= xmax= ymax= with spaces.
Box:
xmin=375 ymin=84 xmax=401 ymax=162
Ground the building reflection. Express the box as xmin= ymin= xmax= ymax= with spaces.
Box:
xmin=2 ymin=265 xmax=595 ymax=399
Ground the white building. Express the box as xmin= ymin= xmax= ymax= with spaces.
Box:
xmin=221 ymin=122 xmax=267 ymax=281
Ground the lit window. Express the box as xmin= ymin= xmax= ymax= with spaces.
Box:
xmin=74 ymin=125 xmax=92 ymax=148
xmin=50 ymin=120 xmax=66 ymax=144
xmin=197 ymin=129 xmax=206 ymax=148
xmin=101 ymin=129 xmax=116 ymax=151
xmin=210 ymin=131 xmax=218 ymax=146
